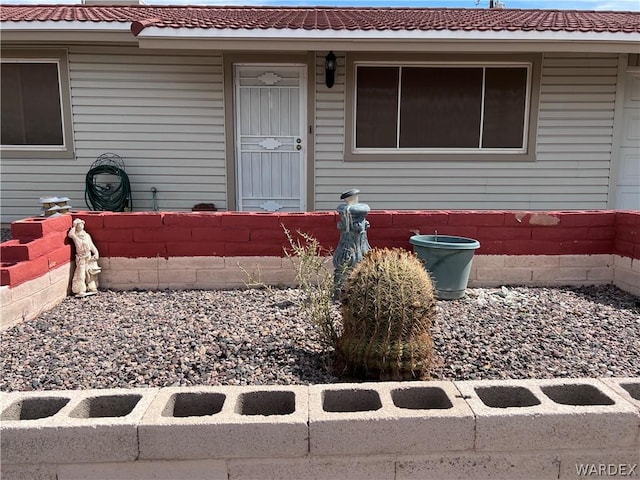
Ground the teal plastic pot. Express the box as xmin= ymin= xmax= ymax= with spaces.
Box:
xmin=409 ymin=234 xmax=480 ymax=300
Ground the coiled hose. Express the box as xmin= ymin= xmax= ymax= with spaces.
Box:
xmin=85 ymin=163 xmax=132 ymax=212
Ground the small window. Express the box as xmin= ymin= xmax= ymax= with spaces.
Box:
xmin=1 ymin=50 xmax=74 ymax=159
xmin=346 ymin=54 xmax=540 ymax=162
xmin=2 ymin=62 xmax=64 ymax=146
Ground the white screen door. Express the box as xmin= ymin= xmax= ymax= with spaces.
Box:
xmin=234 ymin=64 xmax=307 ymax=212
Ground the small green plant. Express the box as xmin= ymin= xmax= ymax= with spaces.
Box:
xmin=338 ymin=248 xmax=437 ymax=380
xmin=238 ymin=263 xmax=270 ymax=291
xmin=282 ymin=225 xmax=339 ymax=348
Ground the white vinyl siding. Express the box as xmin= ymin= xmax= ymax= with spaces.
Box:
xmin=1 ymin=47 xmax=226 ymax=221
xmin=0 ymin=48 xmax=622 ymax=222
xmin=314 ymin=52 xmax=618 ymax=211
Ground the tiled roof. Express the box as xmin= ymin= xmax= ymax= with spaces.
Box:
xmin=1 ymin=4 xmax=639 ymax=35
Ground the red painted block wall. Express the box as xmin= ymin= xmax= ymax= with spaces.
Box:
xmin=1 ymin=215 xmax=73 ymax=288
xmin=9 ymin=215 xmax=72 ymax=240
xmin=2 ymin=210 xmax=638 ymax=289
xmin=66 ymin=210 xmax=634 ymax=260
xmin=615 ymin=211 xmax=640 ymax=259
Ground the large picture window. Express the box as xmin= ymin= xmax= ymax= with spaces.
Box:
xmin=346 ymin=54 xmax=540 ymax=161
xmin=1 ymin=50 xmax=74 ymax=158
xmin=356 ymin=64 xmax=528 ymax=151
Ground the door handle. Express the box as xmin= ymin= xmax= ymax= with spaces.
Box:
xmin=296 ymin=145 xmax=302 ymax=150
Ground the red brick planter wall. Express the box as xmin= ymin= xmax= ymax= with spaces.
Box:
xmin=615 ymin=211 xmax=640 ymax=259
xmin=1 ymin=210 xmax=639 ymax=288
xmin=1 ymin=215 xmax=73 ymax=288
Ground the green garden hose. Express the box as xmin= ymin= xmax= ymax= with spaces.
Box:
xmin=85 ymin=156 xmax=132 ymax=212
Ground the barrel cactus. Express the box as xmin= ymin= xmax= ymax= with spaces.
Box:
xmin=338 ymin=248 xmax=437 ymax=380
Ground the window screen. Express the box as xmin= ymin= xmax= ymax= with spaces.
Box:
xmin=1 ymin=62 xmax=64 ymax=146
xmin=354 ymin=64 xmax=529 ymax=152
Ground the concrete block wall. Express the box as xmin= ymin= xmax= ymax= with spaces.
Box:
xmin=1 ymin=215 xmax=73 ymax=286
xmin=469 ymin=253 xmax=617 ymax=288
xmin=138 ymin=385 xmax=309 ymax=460
xmin=0 ymin=388 xmax=157 ymax=465
xmin=1 ymin=210 xmax=638 ymax=328
xmin=98 ymin=254 xmax=622 ymax=292
xmin=98 ymin=255 xmax=303 ymax=291
xmin=0 ymin=215 xmax=73 ymax=328
xmin=2 ymin=377 xmax=639 ymax=480
xmin=68 ymin=210 xmax=629 ymax=259
xmin=613 ymin=255 xmax=640 ymax=296
xmin=308 ymin=382 xmax=475 ymax=456
xmin=455 ymin=378 xmax=639 ymax=452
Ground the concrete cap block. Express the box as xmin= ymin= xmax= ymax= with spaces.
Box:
xmin=139 ymin=385 xmax=309 ymax=460
xmin=309 ymin=381 xmax=475 ymax=456
xmin=599 ymin=377 xmax=640 ymax=411
xmin=1 ymin=392 xmax=71 ymax=421
xmin=455 ymin=378 xmax=639 ymax=451
xmin=1 ymin=388 xmax=158 ymax=464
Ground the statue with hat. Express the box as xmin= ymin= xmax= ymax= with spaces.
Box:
xmin=68 ymin=218 xmax=101 ymax=297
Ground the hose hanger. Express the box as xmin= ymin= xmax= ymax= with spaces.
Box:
xmin=85 ymin=153 xmax=132 ymax=212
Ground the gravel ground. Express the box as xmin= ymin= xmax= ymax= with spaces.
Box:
xmin=1 ymin=285 xmax=639 ymax=392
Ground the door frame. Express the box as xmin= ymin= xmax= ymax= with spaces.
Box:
xmin=609 ymin=55 xmax=640 ymax=209
xmin=233 ymin=62 xmax=307 ymax=212
xmin=223 ymin=52 xmax=316 ymax=211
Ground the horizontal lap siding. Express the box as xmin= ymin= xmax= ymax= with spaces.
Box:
xmin=0 ymin=50 xmax=619 ymax=222
xmin=313 ymin=53 xmax=618 ymax=211
xmin=70 ymin=48 xmax=227 ymax=213
xmin=1 ymin=47 xmax=226 ymax=222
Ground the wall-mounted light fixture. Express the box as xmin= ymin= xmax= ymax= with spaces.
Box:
xmin=325 ymin=51 xmax=337 ymax=88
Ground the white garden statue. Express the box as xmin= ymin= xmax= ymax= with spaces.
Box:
xmin=68 ymin=218 xmax=101 ymax=297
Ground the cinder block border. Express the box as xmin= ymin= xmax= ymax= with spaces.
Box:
xmin=600 ymin=377 xmax=640 ymax=411
xmin=1 ymin=378 xmax=638 ymax=478
xmin=1 ymin=388 xmax=158 ymax=464
xmin=309 ymin=381 xmax=475 ymax=456
xmin=138 ymin=385 xmax=309 ymax=460
xmin=454 ymin=377 xmax=640 ymax=452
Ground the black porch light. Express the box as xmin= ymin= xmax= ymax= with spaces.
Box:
xmin=325 ymin=51 xmax=337 ymax=88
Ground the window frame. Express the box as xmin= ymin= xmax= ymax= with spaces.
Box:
xmin=1 ymin=49 xmax=75 ymax=159
xmin=344 ymin=53 xmax=541 ymax=162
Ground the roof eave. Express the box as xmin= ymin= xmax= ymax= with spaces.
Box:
xmin=0 ymin=21 xmax=135 ymax=44
xmin=134 ymin=27 xmax=640 ymax=54
xmin=1 ymin=23 xmax=638 ymax=54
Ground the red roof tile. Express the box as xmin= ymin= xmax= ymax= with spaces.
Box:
xmin=1 ymin=4 xmax=639 ymax=35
